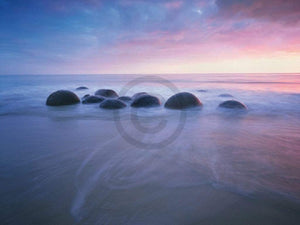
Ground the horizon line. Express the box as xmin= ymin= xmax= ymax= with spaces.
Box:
xmin=1 ymin=72 xmax=299 ymax=76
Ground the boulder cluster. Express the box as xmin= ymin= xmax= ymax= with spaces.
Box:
xmin=46 ymin=87 xmax=247 ymax=110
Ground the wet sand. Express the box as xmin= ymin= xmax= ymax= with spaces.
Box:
xmin=1 ymin=115 xmax=299 ymax=225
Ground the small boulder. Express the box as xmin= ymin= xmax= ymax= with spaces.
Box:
xmin=132 ymin=92 xmax=148 ymax=99
xmin=165 ymin=92 xmax=202 ymax=109
xmin=197 ymin=89 xmax=208 ymax=93
xmin=118 ymin=96 xmax=132 ymax=102
xmin=82 ymin=94 xmax=90 ymax=100
xmin=99 ymin=99 xmax=126 ymax=109
xmin=219 ymin=94 xmax=233 ymax=98
xmin=131 ymin=94 xmax=161 ymax=108
xmin=82 ymin=95 xmax=105 ymax=104
xmin=76 ymin=86 xmax=88 ymax=90
xmin=95 ymin=89 xmax=118 ymax=98
xmin=46 ymin=90 xmax=80 ymax=106
xmin=218 ymin=100 xmax=247 ymax=109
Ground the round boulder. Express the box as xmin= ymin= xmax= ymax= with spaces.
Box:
xmin=131 ymin=94 xmax=161 ymax=108
xmin=76 ymin=86 xmax=88 ymax=90
xmin=95 ymin=89 xmax=118 ymax=98
xmin=99 ymin=99 xmax=126 ymax=109
xmin=132 ymin=92 xmax=148 ymax=99
xmin=46 ymin=90 xmax=80 ymax=106
xmin=165 ymin=92 xmax=202 ymax=109
xmin=82 ymin=95 xmax=105 ymax=104
xmin=118 ymin=96 xmax=132 ymax=102
xmin=219 ymin=93 xmax=233 ymax=98
xmin=82 ymin=94 xmax=90 ymax=100
xmin=218 ymin=100 xmax=247 ymax=109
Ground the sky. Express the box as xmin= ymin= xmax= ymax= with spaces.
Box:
xmin=0 ymin=0 xmax=299 ymax=74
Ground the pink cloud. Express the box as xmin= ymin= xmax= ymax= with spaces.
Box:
xmin=89 ymin=15 xmax=299 ymax=71
xmin=164 ymin=1 xmax=183 ymax=10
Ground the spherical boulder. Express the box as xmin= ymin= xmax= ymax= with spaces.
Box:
xmin=218 ymin=100 xmax=247 ymax=109
xmin=131 ymin=94 xmax=161 ymax=108
xmin=99 ymin=99 xmax=126 ymax=109
xmin=218 ymin=93 xmax=233 ymax=98
xmin=118 ymin=96 xmax=132 ymax=102
xmin=46 ymin=90 xmax=80 ymax=106
xmin=76 ymin=86 xmax=88 ymax=90
xmin=82 ymin=95 xmax=105 ymax=104
xmin=132 ymin=92 xmax=148 ymax=99
xmin=82 ymin=94 xmax=90 ymax=100
xmin=165 ymin=92 xmax=202 ymax=109
xmin=95 ymin=89 xmax=118 ymax=98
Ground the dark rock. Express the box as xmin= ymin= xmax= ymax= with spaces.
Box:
xmin=197 ymin=89 xmax=208 ymax=93
xmin=46 ymin=90 xmax=80 ymax=106
xmin=82 ymin=94 xmax=90 ymax=100
xmin=82 ymin=95 xmax=105 ymax=104
xmin=131 ymin=95 xmax=161 ymax=108
xmin=165 ymin=92 xmax=202 ymax=109
xmin=219 ymin=93 xmax=233 ymax=98
xmin=118 ymin=96 xmax=132 ymax=102
xmin=95 ymin=89 xmax=118 ymax=98
xmin=132 ymin=92 xmax=148 ymax=99
xmin=218 ymin=100 xmax=247 ymax=109
xmin=76 ymin=86 xmax=88 ymax=90
xmin=99 ymin=99 xmax=126 ymax=109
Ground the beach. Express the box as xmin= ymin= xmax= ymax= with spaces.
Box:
xmin=0 ymin=74 xmax=300 ymax=224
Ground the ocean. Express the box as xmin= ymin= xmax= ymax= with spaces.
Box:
xmin=0 ymin=74 xmax=299 ymax=224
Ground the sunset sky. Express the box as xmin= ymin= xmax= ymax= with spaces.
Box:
xmin=0 ymin=0 xmax=299 ymax=74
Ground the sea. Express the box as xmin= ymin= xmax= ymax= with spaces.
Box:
xmin=0 ymin=73 xmax=299 ymax=225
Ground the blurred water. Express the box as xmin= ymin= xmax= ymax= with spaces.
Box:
xmin=0 ymin=74 xmax=299 ymax=225
xmin=0 ymin=74 xmax=299 ymax=117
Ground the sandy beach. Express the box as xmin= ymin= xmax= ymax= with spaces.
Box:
xmin=0 ymin=74 xmax=299 ymax=224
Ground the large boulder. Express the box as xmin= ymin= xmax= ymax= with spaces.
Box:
xmin=82 ymin=95 xmax=105 ymax=104
xmin=132 ymin=92 xmax=148 ymax=99
xmin=218 ymin=100 xmax=247 ymax=109
xmin=76 ymin=86 xmax=88 ymax=90
xmin=95 ymin=89 xmax=118 ymax=98
xmin=131 ymin=94 xmax=161 ymax=108
xmin=46 ymin=90 xmax=80 ymax=106
xmin=99 ymin=99 xmax=126 ymax=109
xmin=118 ymin=96 xmax=132 ymax=102
xmin=165 ymin=92 xmax=202 ymax=109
